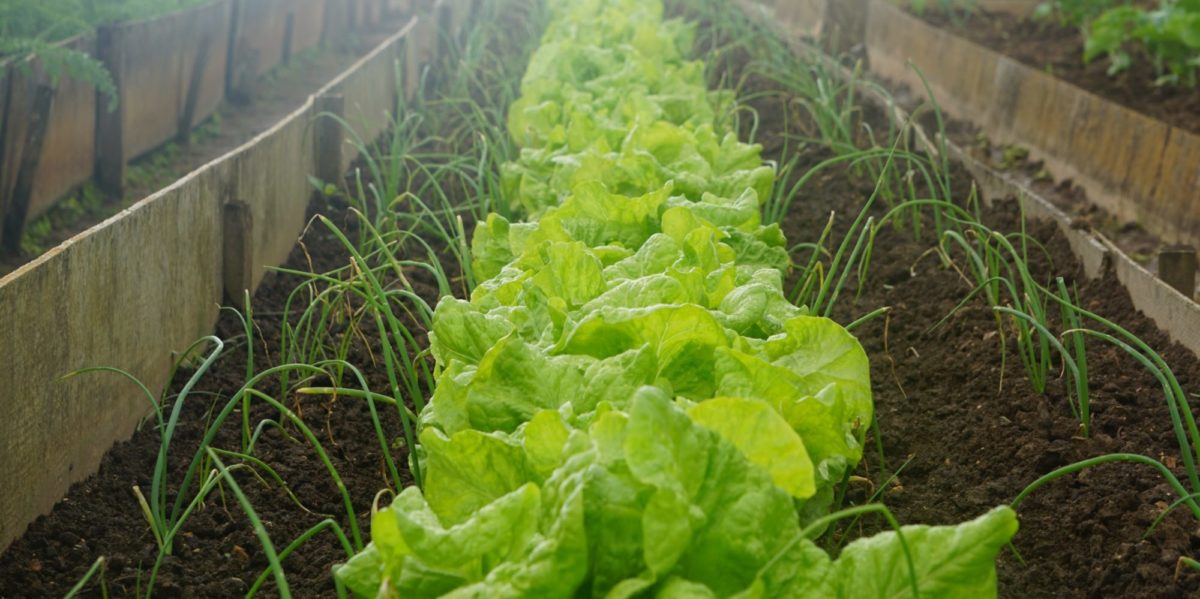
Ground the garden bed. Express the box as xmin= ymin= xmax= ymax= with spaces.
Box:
xmin=0 ymin=0 xmax=409 ymax=273
xmin=0 ymin=0 xmax=443 ymax=566
xmin=0 ymin=0 xmax=528 ymax=593
xmin=706 ymin=4 xmax=1200 ymax=596
xmin=858 ymin=0 xmax=1200 ymax=283
xmin=771 ymin=140 xmax=1200 ymax=598
xmin=6 ymin=76 xmax=1198 ymax=597
xmin=0 ymin=198 xmax=450 ymax=596
xmin=0 ymin=18 xmax=412 ymax=279
xmin=4 ymin=0 xmax=1200 ymax=596
xmin=913 ymin=6 xmax=1200 ymax=136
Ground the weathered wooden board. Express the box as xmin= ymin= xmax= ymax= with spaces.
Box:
xmin=0 ymin=165 xmax=225 ymax=552
xmin=319 ymin=19 xmax=417 ymax=173
xmin=116 ymin=1 xmax=233 ymax=162
xmin=0 ymin=35 xmax=98 ymax=227
xmin=290 ymin=0 xmax=328 ymax=55
xmin=0 ymin=9 xmax=433 ymax=554
xmin=863 ymin=0 xmax=1200 ymax=248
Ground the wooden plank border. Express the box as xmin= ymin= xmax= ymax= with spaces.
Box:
xmin=0 ymin=4 xmax=449 ymax=552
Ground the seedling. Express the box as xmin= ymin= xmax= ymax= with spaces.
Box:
xmin=63 ymin=556 xmax=107 ymax=599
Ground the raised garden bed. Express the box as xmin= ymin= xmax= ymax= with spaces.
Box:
xmin=863 ymin=0 xmax=1200 ymax=256
xmin=718 ymin=5 xmax=1200 ymax=597
xmin=913 ymin=2 xmax=1200 ymax=135
xmin=4 ymin=0 xmax=1200 ymax=596
xmin=0 ymin=0 xmax=412 ymax=269
xmin=742 ymin=0 xmax=1200 ymax=285
xmin=0 ymin=0 xmax=444 ymax=565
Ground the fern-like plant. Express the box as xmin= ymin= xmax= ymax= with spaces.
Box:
xmin=0 ymin=0 xmax=209 ymax=105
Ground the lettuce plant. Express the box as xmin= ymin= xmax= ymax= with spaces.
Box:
xmin=1037 ymin=0 xmax=1200 ymax=86
xmin=334 ymin=0 xmax=1018 ymax=595
xmin=1085 ymin=1 xmax=1200 ymax=85
xmin=339 ymin=389 xmax=1017 ymax=597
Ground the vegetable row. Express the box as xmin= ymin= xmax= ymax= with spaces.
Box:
xmin=336 ymin=0 xmax=1017 ymax=596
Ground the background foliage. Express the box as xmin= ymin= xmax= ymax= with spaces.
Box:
xmin=0 ymin=0 xmax=209 ymax=100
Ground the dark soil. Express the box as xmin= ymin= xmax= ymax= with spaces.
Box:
xmin=724 ymin=24 xmax=1200 ymax=599
xmin=833 ymin=191 xmax=1200 ymax=599
xmin=0 ymin=193 xmax=451 ymax=597
xmin=916 ymin=9 xmax=1200 ymax=136
xmin=0 ymin=2 xmax=529 ymax=594
xmin=885 ymin=69 xmax=1185 ymax=292
xmin=5 ymin=4 xmax=1200 ymax=599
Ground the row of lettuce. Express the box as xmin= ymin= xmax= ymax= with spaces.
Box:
xmin=335 ymin=0 xmax=1017 ymax=596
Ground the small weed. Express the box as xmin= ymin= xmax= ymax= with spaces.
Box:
xmin=1000 ymin=144 xmax=1030 ymax=170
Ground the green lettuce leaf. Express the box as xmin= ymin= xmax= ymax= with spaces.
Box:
xmin=687 ymin=396 xmax=816 ymax=499
xmin=832 ymin=506 xmax=1019 ymax=598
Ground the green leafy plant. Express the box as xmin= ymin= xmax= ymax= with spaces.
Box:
xmin=1085 ymin=2 xmax=1200 ymax=84
xmin=340 ymin=388 xmax=1018 ymax=596
xmin=334 ymin=0 xmax=1017 ymax=595
xmin=1037 ymin=0 xmax=1200 ymax=85
xmin=1033 ymin=0 xmax=1118 ymax=25
xmin=0 ymin=0 xmax=210 ymax=103
xmin=907 ymin=0 xmax=979 ymax=22
xmin=0 ymin=37 xmax=116 ymax=106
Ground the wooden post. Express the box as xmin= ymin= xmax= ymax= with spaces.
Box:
xmin=0 ymin=62 xmax=15 ymax=223
xmin=438 ymin=0 xmax=454 ymax=49
xmin=824 ymin=0 xmax=868 ymax=55
xmin=313 ymin=93 xmax=345 ymax=188
xmin=1 ymin=84 xmax=55 ymax=255
xmin=222 ymin=200 xmax=253 ymax=308
xmin=178 ymin=30 xmax=215 ymax=144
xmin=225 ymin=0 xmax=242 ymax=95
xmin=1160 ymin=246 xmax=1197 ymax=299
xmin=404 ymin=26 xmax=420 ymax=101
xmin=226 ymin=0 xmax=259 ymax=105
xmin=282 ymin=13 xmax=296 ymax=66
xmin=430 ymin=0 xmax=453 ymax=89
xmin=319 ymin=0 xmax=333 ymax=48
xmin=322 ymin=0 xmax=350 ymax=50
xmin=94 ymin=24 xmax=126 ymax=198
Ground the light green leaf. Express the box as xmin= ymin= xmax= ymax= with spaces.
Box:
xmin=760 ymin=316 xmax=874 ymax=430
xmin=430 ymin=298 xmax=515 ymax=366
xmin=521 ymin=410 xmax=572 ymax=477
xmin=833 ymin=506 xmax=1019 ymax=599
xmin=561 ymin=304 xmax=730 ymax=398
xmin=524 ymin=240 xmax=608 ymax=309
xmin=463 ymin=335 xmax=584 ymax=433
xmin=420 ymin=428 xmax=533 ymax=526
xmin=687 ymin=397 xmax=816 ymax=499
